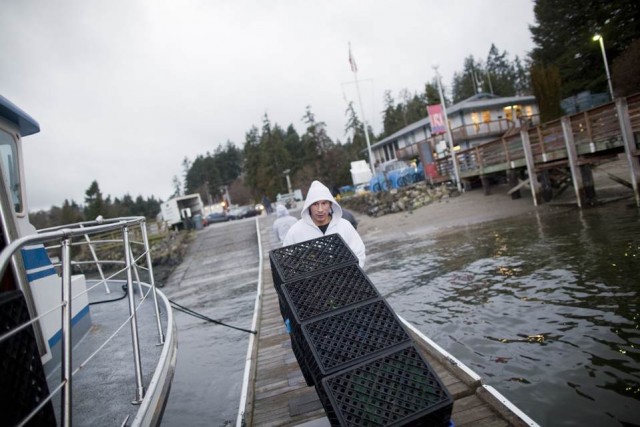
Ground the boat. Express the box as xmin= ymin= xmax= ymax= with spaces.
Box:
xmin=0 ymin=94 xmax=177 ymax=426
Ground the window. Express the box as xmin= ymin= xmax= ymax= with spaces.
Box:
xmin=482 ymin=110 xmax=491 ymax=123
xmin=503 ymin=105 xmax=523 ymax=121
xmin=0 ymin=129 xmax=22 ymax=213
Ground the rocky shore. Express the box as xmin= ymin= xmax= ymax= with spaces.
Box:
xmin=341 ymin=182 xmax=459 ymax=218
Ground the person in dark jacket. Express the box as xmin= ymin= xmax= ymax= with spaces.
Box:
xmin=341 ymin=208 xmax=358 ymax=230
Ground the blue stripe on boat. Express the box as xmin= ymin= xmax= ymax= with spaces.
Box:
xmin=47 ymin=305 xmax=91 ymax=348
xmin=26 ymin=267 xmax=57 ymax=282
xmin=21 ymin=246 xmax=53 ymax=270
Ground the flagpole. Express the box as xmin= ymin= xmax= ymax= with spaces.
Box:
xmin=349 ymin=42 xmax=375 ymax=176
xmin=434 ymin=66 xmax=462 ymax=192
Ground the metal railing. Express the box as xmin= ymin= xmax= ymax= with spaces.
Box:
xmin=0 ymin=216 xmax=166 ymax=426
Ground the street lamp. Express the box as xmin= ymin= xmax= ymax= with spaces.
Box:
xmin=282 ymin=169 xmax=292 ymax=194
xmin=592 ymin=34 xmax=614 ymax=101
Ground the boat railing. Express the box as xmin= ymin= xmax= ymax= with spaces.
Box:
xmin=0 ymin=216 xmax=166 ymax=426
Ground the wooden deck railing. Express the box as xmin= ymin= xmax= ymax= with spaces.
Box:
xmin=428 ymin=93 xmax=640 ymax=181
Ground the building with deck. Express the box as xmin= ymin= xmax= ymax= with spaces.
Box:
xmin=369 ymin=93 xmax=540 ymax=168
xmin=369 ymin=91 xmax=640 ymax=209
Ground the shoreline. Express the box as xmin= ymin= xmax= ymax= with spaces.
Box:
xmin=355 ymin=184 xmax=560 ymax=243
xmin=352 ymin=157 xmax=635 ymax=244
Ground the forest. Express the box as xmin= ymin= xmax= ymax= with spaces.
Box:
xmin=30 ymin=0 xmax=640 ymax=228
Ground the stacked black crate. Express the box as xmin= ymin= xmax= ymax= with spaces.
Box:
xmin=270 ymin=234 xmax=360 ymax=385
xmin=270 ymin=234 xmax=453 ymax=426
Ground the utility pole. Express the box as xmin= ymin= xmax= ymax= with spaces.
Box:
xmin=434 ymin=66 xmax=462 ymax=193
xmin=349 ymin=42 xmax=375 ymax=176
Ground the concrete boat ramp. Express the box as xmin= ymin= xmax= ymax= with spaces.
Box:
xmin=165 ymin=214 xmax=538 ymax=426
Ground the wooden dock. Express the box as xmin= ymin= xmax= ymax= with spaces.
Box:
xmin=397 ymin=94 xmax=640 ymax=208
xmin=239 ymin=217 xmax=538 ymax=427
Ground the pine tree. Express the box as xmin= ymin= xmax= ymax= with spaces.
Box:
xmin=84 ymin=180 xmax=104 ymax=220
xmin=530 ymin=0 xmax=640 ymax=98
xmin=531 ymin=63 xmax=563 ymax=122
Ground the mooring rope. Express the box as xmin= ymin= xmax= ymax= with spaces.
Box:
xmin=169 ymin=299 xmax=257 ymax=335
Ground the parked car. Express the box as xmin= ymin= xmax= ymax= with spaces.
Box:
xmin=205 ymin=212 xmax=229 ymax=225
xmin=228 ymin=205 xmax=261 ymax=220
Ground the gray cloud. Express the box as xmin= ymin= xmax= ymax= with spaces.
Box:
xmin=1 ymin=0 xmax=535 ymax=211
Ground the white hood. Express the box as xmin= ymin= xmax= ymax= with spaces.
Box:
xmin=283 ymin=180 xmax=365 ymax=267
xmin=300 ymin=180 xmax=342 ymax=224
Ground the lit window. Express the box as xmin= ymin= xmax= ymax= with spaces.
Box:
xmin=525 ymin=106 xmax=533 ymax=117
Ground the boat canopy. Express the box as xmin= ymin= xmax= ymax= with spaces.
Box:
xmin=0 ymin=95 xmax=40 ymax=136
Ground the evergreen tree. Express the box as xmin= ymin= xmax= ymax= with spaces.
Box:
xmin=84 ymin=180 xmax=104 ymax=220
xmin=530 ymin=0 xmax=640 ymax=98
xmin=513 ymin=56 xmax=532 ymax=95
xmin=452 ymin=56 xmax=482 ymax=102
xmin=300 ymin=106 xmax=334 ymax=182
xmin=485 ymin=44 xmax=517 ymax=96
xmin=284 ymin=124 xmax=303 ymax=174
xmin=255 ymin=115 xmax=291 ymax=197
xmin=611 ymin=38 xmax=640 ymax=97
xmin=531 ymin=63 xmax=563 ymax=122
xmin=243 ymin=126 xmax=260 ymax=193
xmin=181 ymin=157 xmax=191 ymax=195
xmin=171 ymin=175 xmax=182 ymax=198
xmin=381 ymin=91 xmax=401 ymax=139
xmin=345 ymin=102 xmax=366 ymax=155
xmin=424 ymin=81 xmax=440 ymax=105
xmin=60 ymin=199 xmax=83 ymax=224
xmin=404 ymin=93 xmax=428 ymax=125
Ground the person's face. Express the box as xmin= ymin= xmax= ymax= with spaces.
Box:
xmin=309 ymin=200 xmax=332 ymax=226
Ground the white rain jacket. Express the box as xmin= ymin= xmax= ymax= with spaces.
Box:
xmin=272 ymin=204 xmax=298 ymax=242
xmin=282 ymin=180 xmax=365 ymax=267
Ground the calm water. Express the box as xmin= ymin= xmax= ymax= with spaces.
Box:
xmin=365 ymin=200 xmax=640 ymax=427
xmin=161 ymin=221 xmax=258 ymax=427
xmin=161 ymin=201 xmax=639 ymax=426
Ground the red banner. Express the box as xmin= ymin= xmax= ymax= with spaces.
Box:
xmin=427 ymin=104 xmax=446 ymax=135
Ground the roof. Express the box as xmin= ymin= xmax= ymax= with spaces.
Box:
xmin=447 ymin=93 xmax=536 ymax=116
xmin=0 ymin=95 xmax=40 ymax=136
xmin=372 ymin=93 xmax=536 ymax=149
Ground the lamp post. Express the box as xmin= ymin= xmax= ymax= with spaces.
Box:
xmin=593 ymin=34 xmax=614 ymax=101
xmin=282 ymin=169 xmax=292 ymax=194
xmin=434 ymin=66 xmax=462 ymax=193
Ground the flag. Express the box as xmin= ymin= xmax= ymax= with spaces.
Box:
xmin=348 ymin=43 xmax=357 ymax=73
xmin=427 ymin=104 xmax=446 ymax=135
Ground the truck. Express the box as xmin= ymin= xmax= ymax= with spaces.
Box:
xmin=160 ymin=193 xmax=204 ymax=229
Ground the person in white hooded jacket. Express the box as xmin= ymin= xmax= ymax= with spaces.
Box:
xmin=272 ymin=204 xmax=297 ymax=242
xmin=282 ymin=180 xmax=365 ymax=267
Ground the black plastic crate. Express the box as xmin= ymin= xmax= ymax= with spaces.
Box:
xmin=290 ymin=334 xmax=314 ymax=387
xmin=318 ymin=343 xmax=453 ymax=427
xmin=280 ymin=264 xmax=380 ymax=338
xmin=299 ymin=299 xmax=411 ymax=384
xmin=0 ymin=291 xmax=57 ymax=426
xmin=270 ymin=234 xmax=358 ymax=296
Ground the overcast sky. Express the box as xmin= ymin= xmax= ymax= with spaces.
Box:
xmin=1 ymin=0 xmax=536 ymax=211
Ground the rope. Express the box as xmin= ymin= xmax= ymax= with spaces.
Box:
xmin=89 ymin=284 xmax=128 ymax=305
xmin=170 ymin=299 xmax=257 ymax=335
xmin=88 ymin=285 xmax=256 ymax=335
